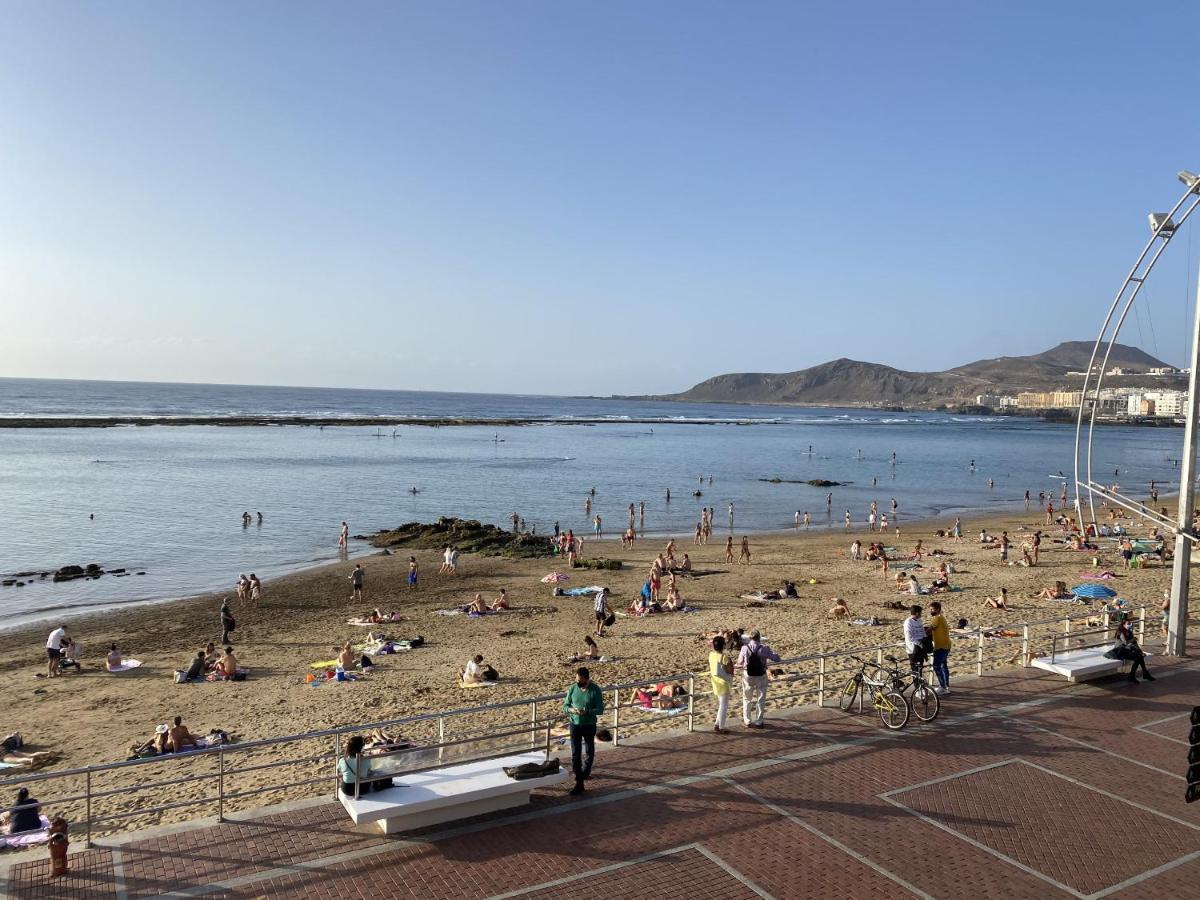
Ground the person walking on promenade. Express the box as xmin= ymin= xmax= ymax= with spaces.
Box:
xmin=563 ymin=666 xmax=605 ymax=795
xmin=349 ymin=564 xmax=365 ymax=602
xmin=709 ymin=635 xmax=733 ymax=733
xmin=927 ymin=601 xmax=951 ymax=694
xmin=738 ymin=630 xmax=781 ymax=728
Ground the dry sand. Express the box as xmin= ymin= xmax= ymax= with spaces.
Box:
xmin=1 ymin=504 xmax=1185 ymax=776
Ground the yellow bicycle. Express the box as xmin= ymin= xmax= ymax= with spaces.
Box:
xmin=837 ymin=655 xmax=910 ymax=730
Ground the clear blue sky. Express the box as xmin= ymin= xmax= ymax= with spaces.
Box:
xmin=3 ymin=1 xmax=1199 ymax=394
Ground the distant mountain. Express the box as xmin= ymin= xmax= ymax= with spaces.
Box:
xmin=660 ymin=342 xmax=1177 ymax=408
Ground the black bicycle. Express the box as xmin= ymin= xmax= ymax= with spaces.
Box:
xmin=882 ymin=654 xmax=940 ymax=722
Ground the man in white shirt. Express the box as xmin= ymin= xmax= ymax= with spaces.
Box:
xmin=737 ymin=630 xmax=781 ymax=728
xmin=463 ymin=654 xmax=486 ymax=683
xmin=903 ymin=605 xmax=928 ymax=674
xmin=46 ymin=624 xmax=69 ymax=678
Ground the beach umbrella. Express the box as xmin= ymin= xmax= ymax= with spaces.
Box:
xmin=541 ymin=572 xmax=569 ymax=584
xmin=1071 ymin=583 xmax=1117 ymax=599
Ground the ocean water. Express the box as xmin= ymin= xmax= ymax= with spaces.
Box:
xmin=0 ymin=378 xmax=1185 ymax=627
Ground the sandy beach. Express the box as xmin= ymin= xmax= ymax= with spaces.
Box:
xmin=2 ymin=502 xmax=1187 ymax=788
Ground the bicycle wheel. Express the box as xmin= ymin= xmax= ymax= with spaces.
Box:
xmin=909 ymin=680 xmax=940 ymax=722
xmin=838 ymin=676 xmax=860 ymax=712
xmin=878 ymin=690 xmax=910 ymax=730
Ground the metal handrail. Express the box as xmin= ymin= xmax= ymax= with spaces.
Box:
xmin=0 ymin=602 xmax=1159 ymax=844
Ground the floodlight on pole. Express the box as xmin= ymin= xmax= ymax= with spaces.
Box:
xmin=1149 ymin=213 xmax=1177 ymax=235
xmin=1180 ymin=170 xmax=1200 ymax=193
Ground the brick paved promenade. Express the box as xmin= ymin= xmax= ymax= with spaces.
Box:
xmin=5 ymin=648 xmax=1198 ymax=900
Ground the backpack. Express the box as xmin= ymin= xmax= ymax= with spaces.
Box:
xmin=745 ymin=644 xmax=766 ymax=677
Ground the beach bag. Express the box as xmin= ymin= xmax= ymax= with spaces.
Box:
xmin=409 ymin=635 xmax=424 ymax=648
xmin=603 ymin=612 xmax=616 ymax=627
xmin=360 ymin=655 xmax=373 ymax=668
xmin=920 ymin=635 xmax=934 ymax=653
xmin=231 ymin=671 xmax=247 ymax=682
xmin=483 ymin=665 xmax=499 ymax=681
xmin=745 ymin=646 xmax=766 ymax=677
xmin=504 ymin=758 xmax=560 ymax=781
xmin=173 ymin=670 xmax=187 ymax=684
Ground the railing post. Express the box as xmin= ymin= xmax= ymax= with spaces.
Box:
xmin=1138 ymin=606 xmax=1146 ymax=642
xmin=1022 ymin=625 xmax=1030 ymax=667
xmin=85 ymin=768 xmax=93 ymax=849
xmin=612 ymin=688 xmax=620 ymax=746
xmin=437 ymin=716 xmax=445 ymax=763
xmin=876 ymin=647 xmax=884 ymax=667
xmin=817 ymin=655 xmax=826 ymax=707
xmin=686 ymin=675 xmax=695 ymax=733
xmin=530 ymin=701 xmax=538 ymax=750
xmin=333 ymin=733 xmax=341 ymax=799
xmin=975 ymin=630 xmax=984 ymax=676
xmin=1064 ymin=615 xmax=1072 ymax=636
xmin=217 ymin=744 xmax=225 ymax=823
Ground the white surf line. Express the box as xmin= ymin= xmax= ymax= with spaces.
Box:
xmin=725 ymin=778 xmax=933 ymax=900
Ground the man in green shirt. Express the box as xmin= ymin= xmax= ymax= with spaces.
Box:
xmin=562 ymin=667 xmax=605 ymax=795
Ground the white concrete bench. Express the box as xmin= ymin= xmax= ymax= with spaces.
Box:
xmin=1030 ymin=647 xmax=1149 ymax=682
xmin=339 ymin=751 xmax=568 ymax=834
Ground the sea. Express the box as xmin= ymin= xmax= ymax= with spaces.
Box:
xmin=0 ymin=377 xmax=1186 ymax=628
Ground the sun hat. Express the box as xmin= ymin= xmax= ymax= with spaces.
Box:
xmin=155 ymin=724 xmax=169 ymax=734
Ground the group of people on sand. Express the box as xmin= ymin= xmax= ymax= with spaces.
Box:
xmin=128 ymin=715 xmax=217 ymax=758
xmin=693 ymin=508 xmax=716 ymax=544
xmin=235 ymin=573 xmax=262 ymax=603
xmin=179 ymin=643 xmax=240 ymax=682
xmin=2 ymin=733 xmax=59 ymax=770
xmin=465 ymin=590 xmax=510 ymax=614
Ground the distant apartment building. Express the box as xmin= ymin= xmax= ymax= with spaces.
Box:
xmin=974 ymin=394 xmax=1019 ymax=409
xmin=1016 ymin=390 xmax=1082 ymax=409
xmin=1125 ymin=389 xmax=1186 ymax=417
xmin=1148 ymin=366 xmax=1180 ymax=376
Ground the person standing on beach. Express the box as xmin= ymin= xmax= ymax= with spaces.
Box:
xmin=1031 ymin=531 xmax=1041 ymax=565
xmin=728 ymin=503 xmax=734 ymax=528
xmin=826 ymin=492 xmax=833 ymax=510
xmin=593 ymin=588 xmax=611 ymax=637
xmin=45 ymin=624 xmax=69 ymax=678
xmin=891 ymin=498 xmax=898 ymax=519
xmin=408 ymin=556 xmax=418 ymax=589
xmin=803 ymin=511 xmax=810 ymax=530
xmin=927 ymin=601 xmax=951 ymax=694
xmin=725 ymin=536 xmax=734 ymax=563
xmin=999 ymin=532 xmax=1010 ymax=565
xmin=738 ymin=630 xmax=781 ymax=728
xmin=511 ymin=512 xmax=520 ymax=533
xmin=951 ymin=517 xmax=962 ymax=543
xmin=219 ymin=601 xmax=236 ymax=644
xmin=1024 ymin=490 xmax=1030 ymax=510
xmin=844 ymin=510 xmax=852 ymax=531
xmin=248 ymin=574 xmax=261 ymax=603
xmin=709 ymin=636 xmax=732 ymax=733
xmin=349 ymin=564 xmax=365 ymax=601
xmin=584 ymin=496 xmax=591 ymax=515
xmin=739 ymin=536 xmax=751 ymax=564
xmin=593 ymin=514 xmax=602 ymax=537
xmin=563 ymin=666 xmax=605 ymax=795
xmin=339 ymin=521 xmax=349 ymax=547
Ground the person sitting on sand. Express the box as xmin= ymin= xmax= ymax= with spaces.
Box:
xmin=984 ymin=588 xmax=1009 ymax=610
xmin=829 ymin=598 xmax=850 ymax=619
xmin=203 ymin=642 xmax=220 ymax=672
xmin=569 ymin=636 xmax=600 ymax=663
xmin=1036 ymin=581 xmax=1072 ymax=600
xmin=183 ymin=650 xmax=207 ymax=682
xmin=466 ymin=593 xmax=488 ymax=614
xmin=337 ymin=642 xmax=356 ymax=670
xmin=4 ymin=787 xmax=42 ymax=835
xmin=1 ymin=734 xmax=57 ymax=769
xmin=490 ymin=589 xmax=510 ymax=611
xmin=106 ymin=643 xmax=123 ymax=670
xmin=167 ymin=716 xmax=198 ymax=753
xmin=129 ymin=724 xmax=171 ymax=757
xmin=679 ymin=553 xmax=692 ymax=573
xmin=462 ymin=654 xmax=489 ymax=684
xmin=217 ymin=646 xmax=239 ymax=677
xmin=663 ymin=584 xmax=682 ymax=611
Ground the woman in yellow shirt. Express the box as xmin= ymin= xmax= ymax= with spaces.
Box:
xmin=709 ymin=635 xmax=732 ymax=733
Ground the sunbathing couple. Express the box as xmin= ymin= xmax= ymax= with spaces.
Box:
xmin=466 ymin=590 xmax=510 ymax=614
xmin=363 ymin=608 xmax=404 ymax=624
xmin=179 ymin=643 xmax=236 ymax=682
xmin=1035 ymin=581 xmax=1073 ymax=600
xmin=461 ymin=654 xmax=499 ymax=684
xmin=631 ymin=681 xmax=686 ymax=710
xmin=128 ymin=716 xmax=206 ymax=757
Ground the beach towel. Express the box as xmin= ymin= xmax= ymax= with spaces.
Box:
xmin=106 ymin=659 xmax=142 ymax=673
xmin=206 ymin=667 xmax=250 ymax=682
xmin=434 ymin=609 xmax=463 ymax=616
xmin=850 ymin=616 xmax=883 ymax=626
xmin=739 ymin=591 xmax=782 ymax=602
xmin=459 ymin=680 xmax=498 ymax=688
xmin=632 ymin=705 xmax=685 ymax=716
xmin=0 ymin=816 xmax=51 ymax=850
xmin=560 ymin=586 xmax=604 ymax=597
